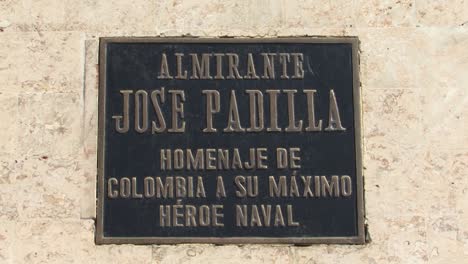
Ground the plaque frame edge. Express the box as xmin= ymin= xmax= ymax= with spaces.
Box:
xmin=96 ymin=37 xmax=365 ymax=245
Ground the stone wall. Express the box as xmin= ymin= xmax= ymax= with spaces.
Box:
xmin=0 ymin=1 xmax=467 ymax=263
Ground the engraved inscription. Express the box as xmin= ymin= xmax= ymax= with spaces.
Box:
xmin=98 ymin=39 xmax=363 ymax=244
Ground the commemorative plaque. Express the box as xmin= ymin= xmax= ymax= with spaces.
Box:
xmin=96 ymin=38 xmax=364 ymax=244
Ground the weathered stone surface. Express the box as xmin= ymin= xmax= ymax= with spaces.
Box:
xmin=153 ymin=244 xmax=294 ymax=264
xmin=416 ymin=0 xmax=468 ymax=26
xmin=78 ymin=153 xmax=97 ymax=219
xmin=17 ymin=92 xmax=82 ymax=158
xmin=362 ymin=89 xmax=422 ymax=173
xmin=8 ymin=144 xmax=91 ymax=222
xmin=292 ymin=214 xmax=428 ymax=264
xmin=421 ymin=86 xmax=467 ymax=150
xmin=14 ymin=156 xmax=82 ymax=219
xmin=155 ymin=0 xmax=356 ymax=36
xmin=356 ymin=0 xmax=415 ymax=27
xmin=358 ymin=28 xmax=429 ymax=89
xmin=275 ymin=0 xmax=355 ymax=30
xmin=0 ymin=93 xmax=19 ymax=155
xmin=12 ymin=220 xmax=152 ymax=264
xmin=14 ymin=220 xmax=86 ymax=264
xmin=0 ymin=32 xmax=83 ymax=93
xmin=0 ymin=221 xmax=15 ymax=263
xmin=155 ymin=0 xmax=279 ymax=36
xmin=418 ymin=28 xmax=468 ymax=88
xmin=0 ymin=0 xmax=157 ymax=33
xmin=0 ymin=185 xmax=20 ymax=221
xmin=0 ymin=156 xmax=20 ymax=224
xmin=423 ymin=148 xmax=467 ymax=263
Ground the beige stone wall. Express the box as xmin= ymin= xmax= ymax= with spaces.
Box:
xmin=0 ymin=0 xmax=467 ymax=263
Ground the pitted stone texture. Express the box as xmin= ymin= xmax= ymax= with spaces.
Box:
xmin=11 ymin=151 xmax=97 ymax=222
xmin=155 ymin=0 xmax=355 ymax=36
xmin=418 ymin=28 xmax=468 ymax=88
xmin=423 ymin=148 xmax=468 ymax=263
xmin=0 ymin=0 xmax=65 ymax=32
xmin=292 ymin=215 xmax=428 ymax=263
xmin=0 ymin=156 xmax=20 ymax=221
xmin=416 ymin=29 xmax=468 ymax=150
xmin=362 ymin=89 xmax=422 ymax=167
xmin=0 ymin=0 xmax=157 ymax=33
xmin=421 ymin=86 xmax=467 ymax=150
xmin=155 ymin=0 xmax=280 ymax=36
xmin=92 ymin=245 xmax=153 ymax=264
xmin=14 ymin=220 xmax=86 ymax=264
xmin=294 ymin=245 xmax=378 ymax=263
xmin=0 ymin=221 xmax=15 ymax=263
xmin=18 ymin=92 xmax=82 ymax=158
xmin=416 ymin=0 xmax=468 ymax=26
xmin=0 ymin=186 xmax=20 ymax=221
xmin=0 ymin=93 xmax=19 ymax=155
xmin=356 ymin=0 xmax=415 ymax=27
xmin=0 ymin=32 xmax=83 ymax=93
xmin=358 ymin=28 xmax=429 ymax=89
xmin=377 ymin=215 xmax=428 ymax=263
xmin=14 ymin=156 xmax=82 ymax=219
xmin=422 ymin=148 xmax=467 ymax=218
xmin=153 ymin=244 xmax=294 ymax=264
xmin=63 ymin=1 xmax=157 ymax=33
xmin=275 ymin=0 xmax=355 ymax=31
xmin=12 ymin=220 xmax=152 ymax=264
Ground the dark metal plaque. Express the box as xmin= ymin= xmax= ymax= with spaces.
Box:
xmin=97 ymin=38 xmax=364 ymax=244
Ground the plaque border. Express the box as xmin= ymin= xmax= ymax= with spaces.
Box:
xmin=96 ymin=37 xmax=365 ymax=245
